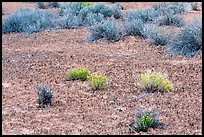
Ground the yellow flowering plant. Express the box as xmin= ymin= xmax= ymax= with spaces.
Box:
xmin=138 ymin=70 xmax=173 ymax=92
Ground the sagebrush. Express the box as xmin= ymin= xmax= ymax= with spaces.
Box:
xmin=167 ymin=17 xmax=202 ymax=56
xmin=35 ymin=83 xmax=53 ymax=108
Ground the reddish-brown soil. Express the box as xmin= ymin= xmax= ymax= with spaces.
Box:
xmin=2 ymin=2 xmax=202 ymax=135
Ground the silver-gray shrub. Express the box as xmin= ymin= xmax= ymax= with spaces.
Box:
xmin=2 ymin=8 xmax=54 ymax=34
xmin=59 ymin=2 xmax=85 ymax=16
xmin=156 ymin=14 xmax=185 ymax=27
xmin=86 ymin=20 xmax=122 ymax=42
xmin=142 ymin=24 xmax=169 ymax=46
xmin=36 ymin=2 xmax=46 ymax=9
xmin=123 ymin=19 xmax=145 ymax=37
xmin=35 ymin=83 xmax=53 ymax=107
xmin=152 ymin=2 xmax=188 ymax=15
xmin=191 ymin=2 xmax=199 ymax=11
xmin=59 ymin=2 xmax=122 ymax=28
xmin=126 ymin=8 xmax=159 ymax=23
xmin=167 ymin=17 xmax=202 ymax=56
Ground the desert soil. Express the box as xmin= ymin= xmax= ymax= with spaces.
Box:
xmin=2 ymin=2 xmax=202 ymax=135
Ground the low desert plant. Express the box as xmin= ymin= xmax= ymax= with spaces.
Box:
xmin=129 ymin=108 xmax=161 ymax=132
xmin=142 ymin=25 xmax=169 ymax=46
xmin=152 ymin=2 xmax=188 ymax=15
xmin=59 ymin=3 xmax=122 ymax=28
xmin=126 ymin=8 xmax=159 ymax=23
xmin=66 ymin=68 xmax=91 ymax=81
xmin=191 ymin=2 xmax=199 ymax=11
xmin=36 ymin=2 xmax=46 ymax=9
xmin=87 ymin=20 xmax=122 ymax=42
xmin=59 ymin=2 xmax=85 ymax=16
xmin=35 ymin=83 xmax=53 ymax=108
xmin=123 ymin=19 xmax=145 ymax=37
xmin=79 ymin=2 xmax=93 ymax=6
xmin=87 ymin=73 xmax=108 ymax=90
xmin=167 ymin=17 xmax=202 ymax=56
xmin=59 ymin=13 xmax=83 ymax=29
xmin=49 ymin=2 xmax=60 ymax=8
xmin=2 ymin=8 xmax=54 ymax=34
xmin=138 ymin=70 xmax=173 ymax=93
xmin=156 ymin=14 xmax=185 ymax=27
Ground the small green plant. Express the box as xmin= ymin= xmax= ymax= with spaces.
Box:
xmin=138 ymin=70 xmax=173 ymax=92
xmin=35 ymin=83 xmax=53 ymax=108
xmin=66 ymin=68 xmax=91 ymax=81
xmin=87 ymin=73 xmax=108 ymax=90
xmin=129 ymin=109 xmax=161 ymax=132
xmin=79 ymin=2 xmax=93 ymax=6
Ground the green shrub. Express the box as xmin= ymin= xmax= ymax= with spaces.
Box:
xmin=79 ymin=2 xmax=93 ymax=6
xmin=66 ymin=68 xmax=91 ymax=81
xmin=138 ymin=70 xmax=173 ymax=92
xmin=87 ymin=73 xmax=108 ymax=90
xmin=35 ymin=83 xmax=53 ymax=108
xmin=129 ymin=109 xmax=161 ymax=132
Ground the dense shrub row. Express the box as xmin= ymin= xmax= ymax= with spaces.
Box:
xmin=2 ymin=2 xmax=202 ymax=56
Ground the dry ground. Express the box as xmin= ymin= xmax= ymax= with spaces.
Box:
xmin=2 ymin=2 xmax=202 ymax=135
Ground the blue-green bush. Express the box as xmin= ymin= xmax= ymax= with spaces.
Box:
xmin=36 ymin=2 xmax=46 ymax=9
xmin=59 ymin=2 xmax=85 ymax=16
xmin=59 ymin=13 xmax=83 ymax=29
xmin=191 ymin=2 xmax=199 ymax=11
xmin=123 ymin=19 xmax=144 ymax=37
xmin=49 ymin=2 xmax=60 ymax=8
xmin=2 ymin=8 xmax=54 ymax=34
xmin=86 ymin=20 xmax=122 ymax=42
xmin=167 ymin=18 xmax=202 ymax=56
xmin=143 ymin=25 xmax=169 ymax=46
xmin=35 ymin=83 xmax=53 ymax=108
xmin=156 ymin=14 xmax=185 ymax=27
xmin=59 ymin=2 xmax=122 ymax=28
xmin=126 ymin=8 xmax=159 ymax=23
xmin=152 ymin=2 xmax=188 ymax=15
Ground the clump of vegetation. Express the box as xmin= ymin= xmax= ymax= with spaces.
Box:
xmin=191 ymin=2 xmax=199 ymax=11
xmin=2 ymin=8 xmax=54 ymax=34
xmin=35 ymin=83 xmax=53 ymax=108
xmin=156 ymin=14 xmax=185 ymax=27
xmin=65 ymin=68 xmax=91 ymax=81
xmin=79 ymin=2 xmax=93 ymax=6
xmin=152 ymin=2 xmax=188 ymax=15
xmin=87 ymin=73 xmax=108 ymax=90
xmin=142 ymin=25 xmax=169 ymax=46
xmin=123 ymin=19 xmax=145 ymax=37
xmin=49 ymin=2 xmax=60 ymax=8
xmin=126 ymin=8 xmax=159 ymax=23
xmin=167 ymin=17 xmax=202 ymax=56
xmin=36 ymin=2 xmax=46 ymax=9
xmin=138 ymin=70 xmax=173 ymax=93
xmin=87 ymin=20 xmax=122 ymax=42
xmin=59 ymin=2 xmax=122 ymax=27
xmin=129 ymin=108 xmax=161 ymax=132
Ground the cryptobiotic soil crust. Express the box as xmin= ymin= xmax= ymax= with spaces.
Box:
xmin=2 ymin=2 xmax=202 ymax=135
